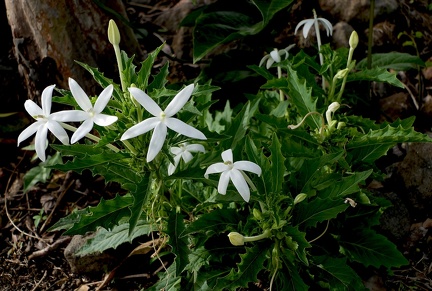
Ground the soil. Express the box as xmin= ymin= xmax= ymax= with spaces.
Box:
xmin=1 ymin=1 xmax=432 ymax=290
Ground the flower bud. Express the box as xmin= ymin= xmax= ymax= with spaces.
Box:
xmin=325 ymin=102 xmax=340 ymax=125
xmin=335 ymin=68 xmax=349 ymax=79
xmin=253 ymin=208 xmax=263 ymax=220
xmin=228 ymin=232 xmax=245 ymax=246
xmin=294 ymin=193 xmax=307 ymax=205
xmin=349 ymin=31 xmax=358 ymax=49
xmin=108 ymin=20 xmax=121 ymax=46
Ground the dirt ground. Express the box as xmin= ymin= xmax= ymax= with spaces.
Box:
xmin=1 ymin=0 xmax=432 ymax=290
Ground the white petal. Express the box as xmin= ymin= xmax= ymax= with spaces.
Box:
xmin=17 ymin=122 xmax=41 ymax=145
xmin=302 ymin=19 xmax=314 ymax=38
xmin=94 ymin=85 xmax=113 ymax=113
xmin=266 ymin=58 xmax=274 ymax=69
xmin=221 ymin=149 xmax=233 ymax=163
xmin=170 ymin=146 xmax=182 ymax=155
xmin=259 ymin=55 xmax=269 ymax=67
xmin=270 ymin=50 xmax=281 ymax=63
xmin=164 ymin=84 xmax=194 ymax=117
xmin=47 ymin=120 xmax=70 ymax=145
xmin=230 ymin=169 xmax=250 ymax=202
xmin=69 ymin=78 xmax=92 ymax=111
xmin=41 ymin=85 xmax=55 ymax=116
xmin=234 ymin=161 xmax=262 ymax=176
xmin=318 ymin=18 xmax=333 ymax=36
xmin=71 ymin=119 xmax=94 ymax=143
xmin=147 ymin=122 xmax=167 ymax=162
xmin=51 ymin=110 xmax=88 ymax=122
xmin=24 ymin=100 xmax=43 ymax=118
xmin=121 ymin=117 xmax=159 ymax=140
xmin=128 ymin=87 xmax=161 ymax=117
xmin=93 ymin=113 xmax=118 ymax=126
xmin=185 ymin=143 xmax=205 ymax=153
xmin=294 ymin=19 xmax=308 ymax=35
xmin=217 ymin=170 xmax=230 ymax=195
xmin=181 ymin=151 xmax=194 ymax=163
xmin=165 ymin=118 xmax=206 ymax=140
xmin=168 ymin=155 xmax=182 ymax=176
xmin=35 ymin=125 xmax=49 ymax=162
xmin=204 ymin=162 xmax=229 ymax=178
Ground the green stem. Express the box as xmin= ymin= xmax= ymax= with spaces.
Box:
xmin=277 ymin=66 xmax=284 ymax=102
xmin=60 ymin=122 xmax=120 ymax=152
xmin=243 ymin=229 xmax=271 ymax=243
xmin=113 ymin=45 xmax=126 ymax=93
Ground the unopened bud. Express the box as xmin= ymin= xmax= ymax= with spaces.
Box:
xmin=335 ymin=68 xmax=349 ymax=79
xmin=108 ymin=20 xmax=121 ymax=46
xmin=253 ymin=208 xmax=263 ymax=220
xmin=349 ymin=31 xmax=358 ymax=49
xmin=326 ymin=102 xmax=340 ymax=125
xmin=294 ymin=193 xmax=307 ymax=205
xmin=228 ymin=232 xmax=244 ymax=246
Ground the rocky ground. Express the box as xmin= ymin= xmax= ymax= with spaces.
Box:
xmin=1 ymin=0 xmax=432 ymax=290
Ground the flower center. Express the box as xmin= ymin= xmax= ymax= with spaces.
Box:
xmin=224 ymin=161 xmax=234 ymax=169
xmin=159 ymin=111 xmax=166 ymax=121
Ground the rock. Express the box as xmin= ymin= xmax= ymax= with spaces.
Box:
xmin=319 ymin=0 xmax=399 ymax=23
xmin=64 ymin=235 xmax=119 ymax=274
xmin=332 ymin=22 xmax=355 ymax=48
xmin=379 ymin=192 xmax=411 ymax=240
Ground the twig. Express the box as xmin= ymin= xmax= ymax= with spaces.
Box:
xmin=28 ymin=236 xmax=72 ymax=260
xmin=30 ymin=270 xmax=47 ymax=291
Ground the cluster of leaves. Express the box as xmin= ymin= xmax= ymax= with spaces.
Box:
xmin=43 ymin=1 xmax=431 ymax=290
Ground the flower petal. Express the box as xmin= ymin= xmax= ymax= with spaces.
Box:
xmin=294 ymin=19 xmax=308 ymax=35
xmin=230 ymin=169 xmax=250 ymax=202
xmin=234 ymin=161 xmax=262 ymax=176
xmin=94 ymin=85 xmax=113 ymax=113
xmin=181 ymin=150 xmax=194 ymax=163
xmin=204 ymin=162 xmax=229 ymax=178
xmin=270 ymin=50 xmax=281 ymax=63
xmin=147 ymin=122 xmax=167 ymax=162
xmin=302 ymin=19 xmax=314 ymax=38
xmin=41 ymin=85 xmax=55 ymax=116
xmin=47 ymin=120 xmax=70 ymax=145
xmin=24 ymin=100 xmax=43 ymax=118
xmin=258 ymin=55 xmax=269 ymax=67
xmin=217 ymin=170 xmax=230 ymax=195
xmin=170 ymin=146 xmax=182 ymax=155
xmin=185 ymin=143 xmax=205 ymax=153
xmin=266 ymin=57 xmax=274 ymax=69
xmin=164 ymin=84 xmax=194 ymax=117
xmin=318 ymin=18 xmax=333 ymax=36
xmin=34 ymin=124 xmax=48 ymax=162
xmin=128 ymin=87 xmax=162 ymax=117
xmin=168 ymin=155 xmax=182 ymax=176
xmin=69 ymin=78 xmax=92 ymax=111
xmin=165 ymin=118 xmax=206 ymax=140
xmin=71 ymin=119 xmax=93 ymax=144
xmin=17 ymin=121 xmax=41 ymax=145
xmin=51 ymin=110 xmax=88 ymax=122
xmin=221 ymin=149 xmax=233 ymax=163
xmin=121 ymin=117 xmax=159 ymax=140
xmin=93 ymin=113 xmax=118 ymax=126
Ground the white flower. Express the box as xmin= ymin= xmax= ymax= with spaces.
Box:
xmin=204 ymin=149 xmax=262 ymax=202
xmin=17 ymin=85 xmax=69 ymax=161
xmin=325 ymin=101 xmax=340 ymax=125
xmin=168 ymin=143 xmax=205 ymax=175
xmin=294 ymin=12 xmax=333 ymax=39
xmin=121 ymin=84 xmax=207 ymax=162
xmin=259 ymin=45 xmax=295 ymax=69
xmin=56 ymin=78 xmax=118 ymax=144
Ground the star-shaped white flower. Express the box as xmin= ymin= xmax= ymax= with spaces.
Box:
xmin=168 ymin=143 xmax=205 ymax=175
xmin=204 ymin=149 xmax=262 ymax=202
xmin=259 ymin=44 xmax=295 ymax=69
xmin=56 ymin=78 xmax=118 ymax=144
xmin=294 ymin=12 xmax=333 ymax=39
xmin=121 ymin=84 xmax=207 ymax=162
xmin=17 ymin=85 xmax=69 ymax=161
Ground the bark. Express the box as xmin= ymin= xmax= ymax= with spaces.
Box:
xmin=5 ymin=0 xmax=142 ymax=102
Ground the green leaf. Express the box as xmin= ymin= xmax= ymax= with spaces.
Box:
xmin=148 ymin=262 xmax=181 ymax=291
xmin=294 ymin=198 xmax=349 ymax=228
xmin=182 ymin=208 xmax=241 ymax=236
xmin=76 ymin=220 xmax=152 ymax=256
xmin=286 ymin=65 xmax=322 ymax=129
xmin=319 ymin=170 xmax=373 ymax=198
xmin=47 ymin=208 xmax=89 ymax=232
xmin=346 ymin=125 xmax=432 ymax=164
xmin=251 ymin=0 xmax=294 ymax=25
xmin=136 ymin=44 xmax=164 ymax=90
xmin=215 ymin=245 xmax=269 ymax=290
xmin=357 ymin=52 xmax=425 ymax=71
xmin=64 ymin=194 xmax=133 ymax=235
xmin=339 ymin=228 xmax=409 ymax=268
xmin=147 ymin=62 xmax=169 ymax=92
xmin=166 ymin=209 xmax=190 ymax=274
xmin=284 ymin=225 xmax=311 ymax=265
xmin=315 ymin=256 xmax=364 ymax=290
xmin=269 ymin=133 xmax=286 ymax=195
xmin=23 ymin=152 xmax=62 ymax=192
xmin=347 ymin=68 xmax=404 ymax=88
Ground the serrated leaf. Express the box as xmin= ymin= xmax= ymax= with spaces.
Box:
xmin=147 ymin=61 xmax=169 ymax=92
xmin=76 ymin=220 xmax=152 ymax=256
xmin=319 ymin=170 xmax=373 ymax=198
xmin=47 ymin=208 xmax=89 ymax=232
xmin=148 ymin=262 xmax=181 ymax=291
xmin=215 ymin=245 xmax=268 ymax=290
xmin=347 ymin=125 xmax=432 ymax=164
xmin=294 ymin=198 xmax=349 ymax=228
xmin=315 ymin=256 xmax=364 ymax=290
xmin=339 ymin=228 xmax=409 ymax=268
xmin=270 ymin=133 xmax=286 ymax=194
xmin=166 ymin=210 xmax=190 ymax=274
xmin=137 ymin=44 xmax=164 ymax=90
xmin=284 ymin=225 xmax=311 ymax=265
xmin=23 ymin=152 xmax=62 ymax=192
xmin=357 ymin=52 xmax=425 ymax=71
xmin=64 ymin=194 xmax=133 ymax=235
xmin=347 ymin=68 xmax=404 ymax=88
xmin=251 ymin=0 xmax=294 ymax=26
xmin=182 ymin=208 xmax=241 ymax=236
